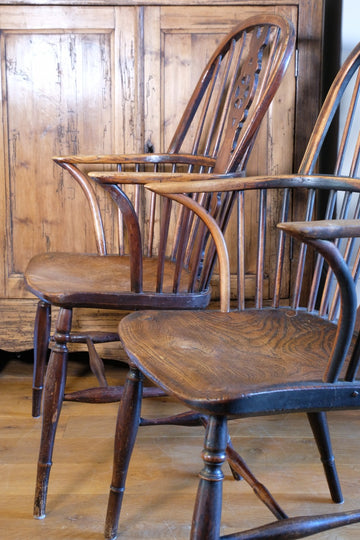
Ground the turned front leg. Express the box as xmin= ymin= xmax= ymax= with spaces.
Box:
xmin=34 ymin=307 xmax=72 ymax=519
xmin=191 ymin=415 xmax=227 ymax=540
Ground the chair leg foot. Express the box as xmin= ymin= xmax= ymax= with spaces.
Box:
xmin=34 ymin=461 xmax=52 ymax=518
xmin=325 ymin=465 xmax=343 ymax=504
xmin=33 ymin=308 xmax=71 ymax=518
xmin=104 ymin=487 xmax=125 ymax=540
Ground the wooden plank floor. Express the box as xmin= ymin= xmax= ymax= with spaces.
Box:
xmin=0 ymin=350 xmax=360 ymax=539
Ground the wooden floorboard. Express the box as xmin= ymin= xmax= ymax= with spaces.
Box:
xmin=0 ymin=352 xmax=360 ymax=539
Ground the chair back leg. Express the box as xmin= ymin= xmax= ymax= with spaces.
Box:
xmin=32 ymin=300 xmax=51 ymax=418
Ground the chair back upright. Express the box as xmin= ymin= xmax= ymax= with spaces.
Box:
xmin=291 ymin=41 xmax=360 ymax=318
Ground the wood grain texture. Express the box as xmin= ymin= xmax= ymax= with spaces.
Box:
xmin=119 ymin=309 xmax=338 ymax=402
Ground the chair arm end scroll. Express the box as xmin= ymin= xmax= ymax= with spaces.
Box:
xmin=277 ymin=219 xmax=360 ymax=242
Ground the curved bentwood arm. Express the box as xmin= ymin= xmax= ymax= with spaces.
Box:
xmin=145 ymin=172 xmax=360 ymax=195
xmin=158 ymin=192 xmax=231 ymax=313
xmin=54 ymin=160 xmax=107 ymax=255
xmin=53 ymin=153 xmax=216 ymax=165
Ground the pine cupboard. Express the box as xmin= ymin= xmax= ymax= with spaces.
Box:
xmin=0 ymin=1 xmax=340 ymax=354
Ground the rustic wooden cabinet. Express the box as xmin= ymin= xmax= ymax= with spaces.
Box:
xmin=0 ymin=0 xmax=340 ymax=353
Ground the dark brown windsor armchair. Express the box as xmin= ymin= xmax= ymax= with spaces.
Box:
xmin=25 ymin=15 xmax=295 ymax=520
xmin=101 ymin=37 xmax=360 ymax=540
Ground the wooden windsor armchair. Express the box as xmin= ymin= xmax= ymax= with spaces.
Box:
xmin=25 ymin=15 xmax=295 ymax=520
xmin=100 ymin=40 xmax=360 ymax=539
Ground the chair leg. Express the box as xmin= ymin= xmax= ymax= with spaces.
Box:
xmin=191 ymin=415 xmax=227 ymax=540
xmin=33 ymin=307 xmax=72 ymax=519
xmin=32 ymin=301 xmax=51 ymax=418
xmin=104 ymin=366 xmax=143 ymax=540
xmin=307 ymin=411 xmax=343 ymax=503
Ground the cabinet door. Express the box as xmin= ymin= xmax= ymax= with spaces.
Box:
xmin=144 ymin=5 xmax=297 ymax=298
xmin=0 ymin=5 xmax=143 ymax=299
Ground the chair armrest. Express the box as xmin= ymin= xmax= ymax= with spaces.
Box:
xmin=143 ymin=173 xmax=360 ymax=195
xmin=277 ymin=219 xmax=360 ymax=241
xmin=88 ymin=171 xmax=224 ymax=185
xmin=53 ymin=153 xmax=216 ymax=168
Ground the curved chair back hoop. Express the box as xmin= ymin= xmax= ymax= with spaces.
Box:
xmin=215 ymin=23 xmax=291 ymax=174
xmin=268 ymin=41 xmax=360 ymax=328
xmin=164 ymin=14 xmax=294 ymax=260
xmin=169 ymin=14 xmax=295 ymax=172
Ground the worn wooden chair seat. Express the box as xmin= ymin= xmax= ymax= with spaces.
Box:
xmin=100 ymin=39 xmax=360 ymax=539
xmin=121 ymin=308 xmax=343 ymax=407
xmin=26 ymin=253 xmax=207 ymax=308
xmin=26 ymin=14 xmax=295 ymax=521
